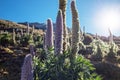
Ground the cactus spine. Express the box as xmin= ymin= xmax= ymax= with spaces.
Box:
xmin=71 ymin=0 xmax=80 ymax=57
xmin=45 ymin=19 xmax=54 ymax=51
xmin=59 ymin=0 xmax=68 ymax=52
xmin=21 ymin=54 xmax=33 ymax=80
xmin=55 ymin=10 xmax=63 ymax=55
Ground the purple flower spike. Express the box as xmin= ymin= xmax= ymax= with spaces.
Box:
xmin=45 ymin=18 xmax=54 ymax=50
xmin=71 ymin=0 xmax=81 ymax=56
xmin=21 ymin=54 xmax=33 ymax=80
xmin=43 ymin=33 xmax=46 ymax=50
xmin=30 ymin=44 xmax=35 ymax=56
xmin=55 ymin=10 xmax=63 ymax=55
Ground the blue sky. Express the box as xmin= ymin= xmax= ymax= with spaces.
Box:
xmin=0 ymin=0 xmax=120 ymax=36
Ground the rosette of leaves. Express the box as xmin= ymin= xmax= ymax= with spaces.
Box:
xmin=109 ymin=42 xmax=119 ymax=54
xmin=91 ymin=45 xmax=104 ymax=61
xmin=106 ymin=42 xmax=119 ymax=63
xmin=0 ymin=33 xmax=13 ymax=47
xmin=90 ymin=39 xmax=109 ymax=55
xmin=20 ymin=34 xmax=34 ymax=46
xmin=34 ymin=35 xmax=43 ymax=48
xmin=33 ymin=49 xmax=102 ymax=80
xmin=28 ymin=35 xmax=34 ymax=45
xmin=90 ymin=39 xmax=109 ymax=61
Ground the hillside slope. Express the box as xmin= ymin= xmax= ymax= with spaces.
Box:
xmin=0 ymin=19 xmax=28 ymax=29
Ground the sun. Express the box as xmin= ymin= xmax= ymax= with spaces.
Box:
xmin=93 ymin=6 xmax=120 ymax=36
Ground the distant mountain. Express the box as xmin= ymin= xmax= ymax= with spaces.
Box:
xmin=18 ymin=22 xmax=56 ymax=31
xmin=0 ymin=19 xmax=28 ymax=29
xmin=0 ymin=19 xmax=44 ymax=34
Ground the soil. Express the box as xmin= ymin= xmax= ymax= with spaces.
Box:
xmin=0 ymin=46 xmax=29 ymax=80
xmin=0 ymin=46 xmax=120 ymax=80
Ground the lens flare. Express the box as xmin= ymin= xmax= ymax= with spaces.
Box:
xmin=93 ymin=5 xmax=120 ymax=36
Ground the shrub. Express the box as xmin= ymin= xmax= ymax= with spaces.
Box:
xmin=90 ymin=39 xmax=109 ymax=54
xmin=0 ymin=33 xmax=13 ymax=47
xmin=34 ymin=35 xmax=43 ymax=48
xmin=33 ymin=51 xmax=102 ymax=80
xmin=105 ymin=42 xmax=119 ymax=63
xmin=20 ymin=34 xmax=34 ymax=47
xmin=90 ymin=39 xmax=109 ymax=61
xmin=83 ymin=33 xmax=93 ymax=45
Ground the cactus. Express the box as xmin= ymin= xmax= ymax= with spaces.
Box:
xmin=45 ymin=19 xmax=54 ymax=50
xmin=59 ymin=0 xmax=68 ymax=52
xmin=55 ymin=10 xmax=63 ymax=55
xmin=21 ymin=54 xmax=33 ymax=80
xmin=71 ymin=0 xmax=81 ymax=57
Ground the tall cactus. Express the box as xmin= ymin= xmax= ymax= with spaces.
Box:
xmin=71 ymin=0 xmax=81 ymax=57
xmin=45 ymin=19 xmax=54 ymax=52
xmin=21 ymin=54 xmax=33 ymax=80
xmin=55 ymin=10 xmax=63 ymax=55
xmin=59 ymin=0 xmax=68 ymax=52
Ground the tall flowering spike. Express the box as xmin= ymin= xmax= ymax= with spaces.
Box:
xmin=21 ymin=29 xmax=23 ymax=36
xmin=45 ymin=19 xmax=54 ymax=50
xmin=21 ymin=54 xmax=33 ymax=80
xmin=12 ymin=29 xmax=16 ymax=45
xmin=108 ymin=28 xmax=113 ymax=44
xmin=95 ymin=33 xmax=98 ymax=40
xmin=30 ymin=44 xmax=35 ymax=56
xmin=71 ymin=0 xmax=81 ymax=56
xmin=83 ymin=26 xmax=85 ymax=35
xmin=59 ymin=0 xmax=68 ymax=51
xmin=27 ymin=22 xmax=29 ymax=35
xmin=32 ymin=25 xmax=34 ymax=35
xmin=43 ymin=33 xmax=46 ymax=50
xmin=55 ymin=10 xmax=63 ymax=55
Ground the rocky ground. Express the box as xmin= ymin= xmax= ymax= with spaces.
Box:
xmin=0 ymin=46 xmax=29 ymax=80
xmin=0 ymin=46 xmax=120 ymax=80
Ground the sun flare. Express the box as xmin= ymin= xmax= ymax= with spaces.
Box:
xmin=93 ymin=6 xmax=120 ymax=36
